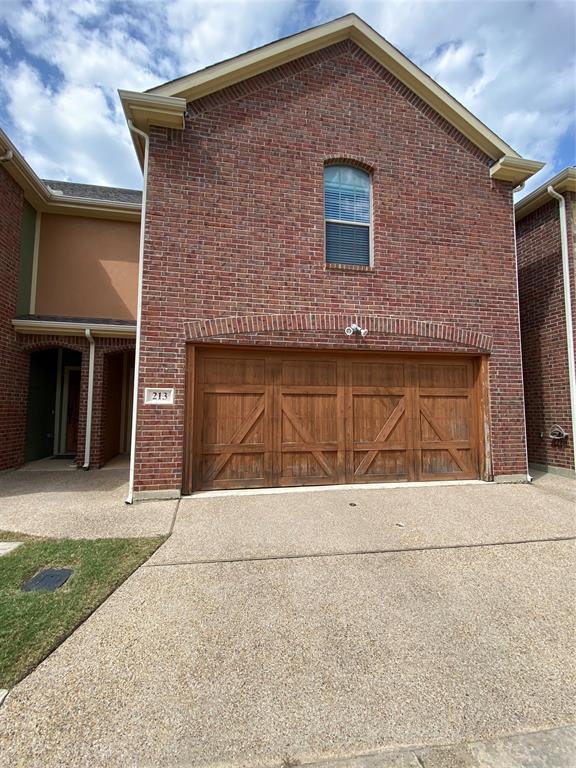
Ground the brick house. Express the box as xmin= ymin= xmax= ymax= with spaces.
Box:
xmin=1 ymin=14 xmax=545 ymax=498
xmin=516 ymin=168 xmax=576 ymax=477
xmin=119 ymin=15 xmax=543 ymax=499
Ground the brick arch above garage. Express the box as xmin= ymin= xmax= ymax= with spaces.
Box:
xmin=185 ymin=313 xmax=494 ymax=353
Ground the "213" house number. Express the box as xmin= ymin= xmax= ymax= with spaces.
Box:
xmin=144 ymin=388 xmax=174 ymax=405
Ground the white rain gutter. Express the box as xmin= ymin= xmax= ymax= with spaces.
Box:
xmin=125 ymin=121 xmax=149 ymax=504
xmin=548 ymin=185 xmax=576 ymax=472
xmin=83 ymin=328 xmax=96 ymax=469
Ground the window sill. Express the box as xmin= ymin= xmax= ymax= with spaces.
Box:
xmin=325 ymin=263 xmax=375 ymax=273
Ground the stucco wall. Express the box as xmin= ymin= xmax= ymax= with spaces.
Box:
xmin=35 ymin=214 xmax=138 ymax=321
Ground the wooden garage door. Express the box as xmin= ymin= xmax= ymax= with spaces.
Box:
xmin=188 ymin=349 xmax=481 ymax=491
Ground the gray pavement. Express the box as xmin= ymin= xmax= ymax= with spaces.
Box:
xmin=1 ymin=537 xmax=574 ymax=766
xmin=0 ymin=475 xmax=574 ymax=766
xmin=0 ymin=466 xmax=176 ymax=538
xmin=531 ymin=468 xmax=576 ymax=504
xmin=150 ymin=480 xmax=575 ymax=564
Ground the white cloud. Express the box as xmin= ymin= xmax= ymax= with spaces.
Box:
xmin=0 ymin=0 xmax=574 ymax=193
xmin=0 ymin=0 xmax=304 ymax=186
xmin=315 ymin=0 xmax=575 ymax=195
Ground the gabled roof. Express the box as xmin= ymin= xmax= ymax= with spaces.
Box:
xmin=0 ymin=126 xmax=142 ymax=221
xmin=515 ymin=167 xmax=576 ymax=221
xmin=120 ymin=13 xmax=543 ymax=184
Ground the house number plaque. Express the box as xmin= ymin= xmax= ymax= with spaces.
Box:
xmin=144 ymin=388 xmax=174 ymax=405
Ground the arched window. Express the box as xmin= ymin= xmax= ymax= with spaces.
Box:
xmin=324 ymin=165 xmax=371 ymax=265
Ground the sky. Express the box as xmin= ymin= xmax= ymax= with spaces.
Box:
xmin=0 ymin=0 xmax=574 ymax=198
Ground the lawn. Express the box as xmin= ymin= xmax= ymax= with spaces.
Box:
xmin=0 ymin=532 xmax=165 ymax=689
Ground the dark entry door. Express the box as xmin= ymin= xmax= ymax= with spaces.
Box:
xmin=65 ymin=369 xmax=81 ymax=454
xmin=25 ymin=349 xmax=58 ymax=462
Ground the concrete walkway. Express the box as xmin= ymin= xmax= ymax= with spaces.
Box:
xmin=0 ymin=464 xmax=176 ymax=538
xmin=0 ymin=476 xmax=574 ymax=766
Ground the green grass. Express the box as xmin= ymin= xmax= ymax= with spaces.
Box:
xmin=0 ymin=532 xmax=165 ymax=688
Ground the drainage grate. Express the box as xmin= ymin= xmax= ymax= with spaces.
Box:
xmin=22 ymin=568 xmax=73 ymax=592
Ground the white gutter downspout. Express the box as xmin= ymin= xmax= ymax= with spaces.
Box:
xmin=83 ymin=329 xmax=96 ymax=469
xmin=548 ymin=185 xmax=576 ymax=472
xmin=125 ymin=121 xmax=149 ymax=503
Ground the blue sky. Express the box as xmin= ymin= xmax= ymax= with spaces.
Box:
xmin=0 ymin=0 xmax=574 ymax=197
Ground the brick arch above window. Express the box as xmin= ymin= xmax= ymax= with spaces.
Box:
xmin=323 ymin=156 xmax=375 ymax=174
xmin=185 ymin=313 xmax=493 ymax=352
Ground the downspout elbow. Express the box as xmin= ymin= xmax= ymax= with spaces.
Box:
xmin=547 ymin=185 xmax=565 ymax=204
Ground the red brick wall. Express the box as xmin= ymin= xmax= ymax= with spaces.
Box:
xmin=0 ymin=166 xmax=28 ymax=470
xmin=517 ymin=193 xmax=576 ymax=471
xmin=135 ymin=40 xmax=527 ymax=493
xmin=17 ymin=334 xmax=134 ymax=469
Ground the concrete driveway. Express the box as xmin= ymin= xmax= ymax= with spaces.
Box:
xmin=1 ymin=476 xmax=575 ymax=767
xmin=0 ymin=461 xmax=177 ymax=538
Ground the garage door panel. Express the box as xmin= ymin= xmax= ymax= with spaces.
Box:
xmin=350 ymin=362 xmax=405 ymax=387
xmin=419 ymin=396 xmax=471 ymax=442
xmin=281 ymin=394 xmax=339 ymax=443
xmin=351 ymin=384 xmax=410 ymax=480
xmin=202 ymin=451 xmax=266 ymax=484
xmin=280 ymin=359 xmax=337 ymax=386
xmin=352 ymin=394 xmax=406 ymax=442
xmin=354 ymin=449 xmax=407 ymax=478
xmin=420 ymin=448 xmax=472 ymax=476
xmin=415 ymin=362 xmax=478 ymax=481
xmin=202 ymin=393 xmax=265 ymax=445
xmin=278 ymin=390 xmax=343 ymax=483
xmin=418 ymin=363 xmax=469 ymax=389
xmin=280 ymin=450 xmax=339 ymax=481
xmin=203 ymin=356 xmax=265 ymax=385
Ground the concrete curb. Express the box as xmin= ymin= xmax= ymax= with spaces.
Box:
xmin=301 ymin=725 xmax=576 ymax=767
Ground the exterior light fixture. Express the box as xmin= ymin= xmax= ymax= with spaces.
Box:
xmin=345 ymin=323 xmax=368 ymax=337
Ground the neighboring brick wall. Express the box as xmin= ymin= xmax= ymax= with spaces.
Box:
xmin=0 ymin=166 xmax=28 ymax=470
xmin=135 ymin=40 xmax=526 ymax=492
xmin=517 ymin=193 xmax=576 ymax=471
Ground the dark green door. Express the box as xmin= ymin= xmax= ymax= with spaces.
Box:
xmin=25 ymin=349 xmax=58 ymax=462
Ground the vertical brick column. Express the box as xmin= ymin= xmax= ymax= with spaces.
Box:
xmin=0 ymin=166 xmax=28 ymax=470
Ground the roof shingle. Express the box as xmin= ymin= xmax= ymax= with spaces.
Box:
xmin=42 ymin=179 xmax=142 ymax=205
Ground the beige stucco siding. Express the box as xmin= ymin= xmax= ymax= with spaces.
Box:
xmin=35 ymin=214 xmax=138 ymax=320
